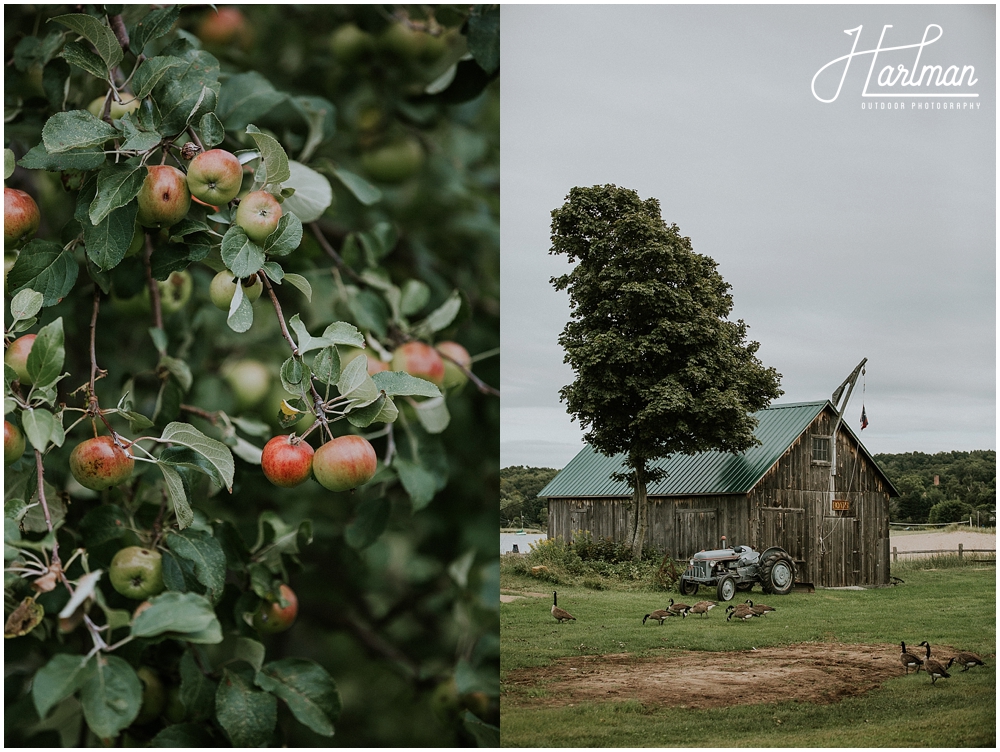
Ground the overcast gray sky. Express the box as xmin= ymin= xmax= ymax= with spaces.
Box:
xmin=500 ymin=4 xmax=995 ymax=470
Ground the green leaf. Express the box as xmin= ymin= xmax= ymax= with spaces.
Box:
xmin=9 ymin=289 xmax=43 ymax=321
xmin=159 ymin=462 xmax=194 ymax=530
xmin=18 ymin=142 xmax=106 ymax=172
xmin=282 ymin=272 xmax=312 ymax=301
xmin=251 ymin=512 xmax=313 ymax=570
xmin=50 ymin=13 xmax=123 ymax=70
xmin=32 ymin=653 xmax=91 ymax=720
xmin=262 ymin=261 xmax=284 ymax=283
xmin=216 ymin=669 xmax=278 ymax=748
xmin=347 ymin=288 xmax=389 ymax=339
xmin=119 ymin=117 xmax=161 ymax=152
xmin=152 ymin=49 xmax=220 ymax=137
xmin=42 ymin=109 xmax=118 ymax=154
xmin=281 ymin=161 xmax=333 ymax=223
xmin=288 ymin=314 xmax=333 ymax=354
xmin=371 ymin=371 xmax=441 ymax=399
xmin=221 ymin=225 xmax=265 ymax=278
xmin=21 ymin=409 xmax=54 ymax=453
xmin=311 ymin=346 xmax=341 ymax=386
xmin=166 ymin=529 xmax=227 ymax=604
xmin=246 ymin=124 xmax=290 ymax=186
xmin=254 ymin=659 xmax=341 ymax=737
xmin=79 ymin=654 xmax=142 ymax=739
xmin=42 ymin=58 xmax=71 ymax=111
xmin=400 ymin=279 xmax=430 ymax=316
xmin=61 ymin=40 xmax=108 ymax=79
xmin=262 ymin=212 xmax=303 ymax=257
xmin=322 ymin=322 xmax=365 ymax=348
xmin=79 ymin=504 xmax=130 ymax=547
xmin=85 ymin=202 xmax=139 ymax=272
xmin=131 ymin=591 xmax=222 ymax=641
xmin=412 ymin=396 xmax=450 ymax=434
xmin=462 ymin=710 xmax=500 ymax=748
xmin=336 ymin=355 xmax=378 ymax=405
xmin=199 ymin=112 xmax=225 ymax=149
xmin=160 ymin=422 xmax=235 ymax=491
xmin=130 ymin=5 xmax=182 ymax=54
xmin=467 ymin=5 xmax=500 ymax=75
xmin=416 ymin=289 xmax=463 ymax=334
xmin=344 ymin=496 xmax=391 ymax=549
xmin=7 ymin=240 xmax=79 ymax=307
xmin=159 ymin=355 xmax=193 ymax=392
xmin=393 ymin=456 xmax=439 ymax=510
xmin=4 ymin=148 xmax=14 ymax=180
xmin=226 ymin=282 xmax=254 ymax=333
xmin=131 ymin=55 xmax=184 ymax=99
xmin=291 ymin=95 xmax=336 ymax=162
xmin=346 ymin=393 xmax=392 ymax=428
xmin=89 ymin=163 xmax=145 ymax=225
xmin=150 ymin=723 xmax=216 ymax=747
xmin=179 ymin=650 xmax=217 ymax=721
xmin=25 ymin=317 xmax=65 ymax=388
xmin=329 ymin=165 xmax=381 ymax=206
xmin=217 ymin=71 xmax=287 ymax=131
xmin=235 ymin=637 xmax=267 ymax=673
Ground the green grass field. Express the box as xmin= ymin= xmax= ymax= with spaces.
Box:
xmin=501 ymin=566 xmax=995 ymax=747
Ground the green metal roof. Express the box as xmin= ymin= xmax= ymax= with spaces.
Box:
xmin=539 ymin=401 xmax=850 ymax=498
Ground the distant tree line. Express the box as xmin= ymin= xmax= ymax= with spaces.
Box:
xmin=500 ymin=466 xmax=558 ymax=529
xmin=874 ymin=450 xmax=996 ymax=525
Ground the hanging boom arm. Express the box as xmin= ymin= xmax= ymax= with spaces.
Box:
xmin=829 ymin=358 xmax=866 ymax=506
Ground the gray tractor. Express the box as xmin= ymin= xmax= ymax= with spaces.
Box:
xmin=678 ymin=542 xmax=796 ymax=602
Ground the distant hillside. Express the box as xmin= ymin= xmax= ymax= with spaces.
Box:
xmin=500 ymin=466 xmax=559 ymax=528
xmin=873 ymin=449 xmax=995 ymax=524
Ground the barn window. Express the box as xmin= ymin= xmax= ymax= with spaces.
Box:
xmin=811 ymin=436 xmax=831 ymax=463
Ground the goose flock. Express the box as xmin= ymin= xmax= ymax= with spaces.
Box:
xmin=898 ymin=640 xmax=985 ymax=684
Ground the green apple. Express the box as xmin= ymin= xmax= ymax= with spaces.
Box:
xmin=109 ymin=546 xmax=165 ymax=599
xmin=87 ymin=94 xmax=141 ymax=121
xmin=70 ymin=436 xmax=135 ymax=491
xmin=252 ymin=583 xmax=298 ymax=634
xmin=209 ymin=271 xmax=263 ymax=311
xmin=330 ymin=23 xmax=375 ymax=63
xmin=235 ymin=191 xmax=282 ymax=244
xmin=134 ymin=667 xmax=166 ymax=725
xmin=4 ymin=187 xmax=40 ymax=248
xmin=124 ymin=223 xmax=145 ymax=258
xmin=360 ymin=136 xmax=424 ymax=183
xmin=4 ymin=334 xmax=36 ymax=384
xmin=224 ymin=359 xmax=271 ymax=408
xmin=312 ymin=435 xmax=378 ymax=492
xmin=136 ymin=165 xmax=191 ymax=229
xmin=435 ymin=341 xmax=471 ymax=390
xmin=186 ymin=149 xmax=243 ymax=205
xmin=141 ymin=270 xmax=193 ymax=314
xmin=4 ymin=421 xmax=25 ymax=464
xmin=164 ymin=686 xmax=186 ymax=724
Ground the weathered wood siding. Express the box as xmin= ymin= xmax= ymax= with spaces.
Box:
xmin=546 ymin=406 xmax=892 ymax=588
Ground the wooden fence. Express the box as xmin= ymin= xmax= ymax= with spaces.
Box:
xmin=890 ymin=544 xmax=996 ymax=562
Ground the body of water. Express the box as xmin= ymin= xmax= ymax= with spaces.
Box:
xmin=500 ymin=532 xmax=547 ymax=555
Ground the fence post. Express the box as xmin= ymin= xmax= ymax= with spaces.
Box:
xmin=892 ymin=546 xmax=897 ymax=563
xmin=958 ymin=543 xmax=963 ymax=560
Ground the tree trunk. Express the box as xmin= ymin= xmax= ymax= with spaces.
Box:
xmin=630 ymin=464 xmax=649 ymax=561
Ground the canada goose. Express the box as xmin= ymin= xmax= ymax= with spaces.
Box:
xmin=899 ymin=641 xmax=923 ymax=674
xmin=667 ymin=598 xmax=690 ymax=617
xmin=744 ymin=599 xmax=776 ymax=614
xmin=953 ymin=651 xmax=985 ymax=672
xmin=643 ymin=609 xmax=672 ymax=625
xmin=551 ymin=592 xmax=576 ymax=623
xmin=688 ymin=601 xmax=716 ymax=617
xmin=725 ymin=605 xmax=758 ymax=622
xmin=917 ymin=642 xmax=955 ymax=684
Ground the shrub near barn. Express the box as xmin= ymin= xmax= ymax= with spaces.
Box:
xmin=4 ymin=4 xmax=499 ymax=747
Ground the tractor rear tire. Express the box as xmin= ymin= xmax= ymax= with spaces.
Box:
xmin=760 ymin=551 xmax=795 ymax=595
xmin=717 ymin=575 xmax=737 ymax=602
xmin=678 ymin=578 xmax=699 ymax=596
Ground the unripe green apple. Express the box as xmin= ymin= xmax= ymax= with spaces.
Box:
xmin=186 ymin=149 xmax=243 ymax=205
xmin=360 ymin=136 xmax=424 ymax=183
xmin=378 ymin=22 xmax=427 ymax=59
xmin=391 ymin=341 xmax=445 ymax=387
xmin=4 ymin=187 xmax=40 ymax=248
xmin=134 ymin=667 xmax=166 ymax=725
xmin=330 ymin=23 xmax=375 ymax=63
xmin=146 ymin=270 xmax=193 ymax=314
xmin=224 ymin=359 xmax=271 ymax=408
xmin=5 ymin=334 xmax=36 ymax=384
xmin=435 ymin=341 xmax=471 ymax=390
xmin=164 ymin=686 xmax=186 ymax=724
xmin=312 ymin=435 xmax=378 ymax=492
xmin=4 ymin=421 xmax=25 ymax=464
xmin=252 ymin=583 xmax=298 ymax=634
xmin=124 ymin=223 xmax=145 ymax=258
xmin=235 ymin=191 xmax=282 ymax=244
xmin=109 ymin=546 xmax=165 ymax=599
xmin=136 ymin=165 xmax=191 ymax=229
xmin=87 ymin=94 xmax=140 ymax=120
xmin=209 ymin=271 xmax=263 ymax=311
xmin=70 ymin=435 xmax=135 ymax=491
xmin=261 ymin=434 xmax=314 ymax=488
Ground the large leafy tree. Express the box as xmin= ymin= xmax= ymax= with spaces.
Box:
xmin=550 ymin=184 xmax=782 ymax=560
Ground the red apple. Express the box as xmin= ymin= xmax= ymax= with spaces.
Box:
xmin=69 ymin=435 xmax=135 ymax=491
xmin=186 ymin=149 xmax=243 ymax=205
xmin=252 ymin=583 xmax=298 ymax=634
xmin=235 ymin=191 xmax=282 ymax=244
xmin=4 ymin=188 xmax=40 ymax=248
xmin=391 ymin=341 xmax=445 ymax=387
xmin=197 ymin=6 xmax=253 ymax=49
xmin=4 ymin=334 xmax=36 ymax=384
xmin=136 ymin=165 xmax=191 ymax=229
xmin=312 ymin=435 xmax=377 ymax=492
xmin=4 ymin=420 xmax=25 ymax=464
xmin=435 ymin=341 xmax=471 ymax=390
xmin=261 ymin=434 xmax=314 ymax=488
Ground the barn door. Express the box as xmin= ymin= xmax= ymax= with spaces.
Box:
xmin=821 ymin=517 xmax=859 ymax=587
xmin=675 ymin=509 xmax=718 ymax=559
xmin=759 ymin=508 xmax=805 ymax=562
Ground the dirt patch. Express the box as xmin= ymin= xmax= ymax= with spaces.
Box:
xmin=504 ymin=643 xmax=914 ymax=709
xmin=889 ymin=530 xmax=995 ymax=555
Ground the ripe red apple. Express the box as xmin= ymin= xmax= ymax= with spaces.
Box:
xmin=4 ymin=421 xmax=25 ymax=464
xmin=235 ymin=191 xmax=282 ymax=244
xmin=186 ymin=149 xmax=243 ymax=205
xmin=312 ymin=435 xmax=377 ymax=492
xmin=252 ymin=583 xmax=298 ymax=634
xmin=209 ymin=271 xmax=263 ymax=310
xmin=391 ymin=341 xmax=445 ymax=387
xmin=261 ymin=434 xmax=314 ymax=488
xmin=69 ymin=435 xmax=135 ymax=491
xmin=4 ymin=188 xmax=40 ymax=248
xmin=435 ymin=341 xmax=471 ymax=390
xmin=109 ymin=546 xmax=164 ymax=599
xmin=136 ymin=165 xmax=191 ymax=229
xmin=4 ymin=334 xmax=36 ymax=384
xmin=197 ymin=6 xmax=253 ymax=49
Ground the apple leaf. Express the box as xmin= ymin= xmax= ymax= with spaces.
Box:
xmin=166 ymin=529 xmax=227 ymax=605
xmin=287 ymin=314 xmax=335 ymax=355
xmin=215 ymin=669 xmax=278 ymax=748
xmin=84 ymin=202 xmax=139 ymax=271
xmin=4 ymin=148 xmax=14 ymax=179
xmin=131 ymin=55 xmax=185 ymax=100
xmin=282 ymin=272 xmax=312 ymax=301
xmin=199 ymin=112 xmax=225 ymax=149
xmin=392 ymin=456 xmax=439 ymax=510
xmin=310 ymin=346 xmax=341 ymax=386
xmin=221 ymin=225 xmax=265 ymax=278
xmin=246 ymin=124 xmax=290 ymax=186
xmin=130 ymin=5 xmax=183 ymax=54
xmin=78 ymin=654 xmax=142 ymax=739
xmin=280 ymin=161 xmax=333 ymax=223
xmin=152 ymin=49 xmax=220 ymax=137
xmin=7 ymin=240 xmax=79 ymax=307
xmin=217 ymin=71 xmax=287 ymax=131
xmin=42 ymin=110 xmax=118 ymax=154
xmin=159 ymin=462 xmax=194 ymax=530
xmin=160 ymin=422 xmax=235 ymax=492
xmin=327 ymin=164 xmax=381 ymax=206
xmin=413 ymin=396 xmax=450 ymax=435
xmin=344 ymin=496 xmax=391 ymax=550
xmin=26 ymin=317 xmax=65 ymax=390
xmin=321 ymin=321 xmax=365 ymax=348
xmin=226 ymin=281 xmax=254 ymax=333
xmin=467 ymin=5 xmax=500 ymax=75
xmin=18 ymin=141 xmax=106 ymax=172
xmin=131 ymin=591 xmax=222 ymax=641
xmin=50 ymin=14 xmax=122 ymax=70
xmin=345 ymin=393 xmax=390 ymax=428
xmin=254 ymin=659 xmax=341 ymax=737
xmin=336 ymin=355 xmax=378 ymax=405
xmin=413 ymin=289 xmax=463 ymax=336
xmin=262 ymin=212 xmax=303 ymax=257
xmin=60 ymin=40 xmax=108 ymax=80
xmin=32 ymin=653 xmax=92 ymax=720
xmin=371 ymin=371 xmax=441 ymax=399
xmin=9 ymin=289 xmax=43 ymax=322
xmin=179 ymin=650 xmax=217 ymax=722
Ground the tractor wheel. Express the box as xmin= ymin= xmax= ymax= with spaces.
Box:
xmin=679 ymin=578 xmax=699 ymax=596
xmin=760 ymin=551 xmax=795 ymax=595
xmin=716 ymin=575 xmax=737 ymax=602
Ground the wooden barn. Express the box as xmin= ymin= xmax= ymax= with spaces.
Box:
xmin=538 ymin=400 xmax=900 ymax=588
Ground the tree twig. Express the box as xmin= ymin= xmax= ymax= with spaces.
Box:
xmin=143 ymin=233 xmax=164 ymax=332
xmin=439 ymin=349 xmax=499 ymax=397
xmin=108 ymin=13 xmax=130 ymax=54
xmin=309 ymin=223 xmax=366 ymax=285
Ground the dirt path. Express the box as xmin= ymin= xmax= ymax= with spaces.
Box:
xmin=503 ymin=643 xmax=959 ymax=710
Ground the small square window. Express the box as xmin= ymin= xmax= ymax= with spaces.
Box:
xmin=812 ymin=436 xmax=830 ymax=463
